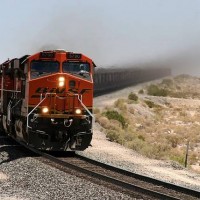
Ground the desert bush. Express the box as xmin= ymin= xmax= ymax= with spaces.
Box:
xmin=170 ymin=154 xmax=185 ymax=166
xmin=147 ymin=84 xmax=168 ymax=96
xmin=127 ymin=138 xmax=145 ymax=152
xmin=138 ymin=134 xmax=145 ymax=141
xmin=104 ymin=110 xmax=127 ymax=128
xmin=138 ymin=89 xmax=144 ymax=94
xmin=166 ymin=134 xmax=181 ymax=148
xmin=96 ymin=116 xmax=111 ymax=129
xmin=189 ymin=152 xmax=198 ymax=165
xmin=141 ymin=143 xmax=170 ymax=159
xmin=93 ymin=107 xmax=100 ymax=114
xmin=106 ymin=130 xmax=122 ymax=143
xmin=144 ymin=100 xmax=157 ymax=108
xmin=161 ymin=78 xmax=173 ymax=86
xmin=128 ymin=106 xmax=135 ymax=114
xmin=128 ymin=92 xmax=138 ymax=101
xmin=123 ymin=131 xmax=136 ymax=141
xmin=114 ymin=99 xmax=127 ymax=111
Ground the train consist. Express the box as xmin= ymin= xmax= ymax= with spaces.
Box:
xmin=94 ymin=67 xmax=171 ymax=95
xmin=0 ymin=50 xmax=95 ymax=151
xmin=0 ymin=50 xmax=171 ymax=152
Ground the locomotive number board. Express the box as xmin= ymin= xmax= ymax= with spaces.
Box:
xmin=67 ymin=53 xmax=82 ymax=59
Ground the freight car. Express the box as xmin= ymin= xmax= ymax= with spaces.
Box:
xmin=94 ymin=67 xmax=171 ymax=95
xmin=0 ymin=50 xmax=95 ymax=151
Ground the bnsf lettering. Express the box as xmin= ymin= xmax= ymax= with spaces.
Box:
xmin=31 ymin=87 xmax=91 ymax=98
xmin=35 ymin=87 xmax=65 ymax=94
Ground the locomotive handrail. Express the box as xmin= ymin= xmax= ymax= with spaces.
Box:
xmin=27 ymin=92 xmax=56 ymax=131
xmin=0 ymin=89 xmax=21 ymax=93
xmin=77 ymin=95 xmax=94 ymax=119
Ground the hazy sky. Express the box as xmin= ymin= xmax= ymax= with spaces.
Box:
xmin=0 ymin=0 xmax=200 ymax=70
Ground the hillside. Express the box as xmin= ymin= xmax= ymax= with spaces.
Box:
xmin=94 ymin=75 xmax=200 ymax=172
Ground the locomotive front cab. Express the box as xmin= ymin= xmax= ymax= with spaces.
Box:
xmin=14 ymin=50 xmax=95 ymax=151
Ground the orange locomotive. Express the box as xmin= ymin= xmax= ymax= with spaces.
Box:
xmin=0 ymin=50 xmax=95 ymax=151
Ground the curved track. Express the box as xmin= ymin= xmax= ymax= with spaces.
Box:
xmin=1 ymin=135 xmax=199 ymax=200
xmin=37 ymin=152 xmax=200 ymax=200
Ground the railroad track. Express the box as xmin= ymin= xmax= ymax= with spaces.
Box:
xmin=1 ymin=135 xmax=200 ymax=199
xmin=36 ymin=153 xmax=200 ymax=200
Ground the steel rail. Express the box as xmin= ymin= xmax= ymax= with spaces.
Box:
xmin=75 ymin=154 xmax=200 ymax=199
xmin=38 ymin=151 xmax=180 ymax=200
xmin=1 ymin=134 xmax=199 ymax=199
xmin=16 ymin=142 xmax=196 ymax=200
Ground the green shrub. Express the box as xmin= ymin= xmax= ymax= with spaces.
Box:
xmin=104 ymin=110 xmax=127 ymax=128
xmin=138 ymin=89 xmax=144 ymax=94
xmin=147 ymin=84 xmax=168 ymax=96
xmin=161 ymin=79 xmax=173 ymax=87
xmin=144 ymin=100 xmax=157 ymax=108
xmin=128 ymin=92 xmax=138 ymax=101
xmin=138 ymin=134 xmax=145 ymax=141
xmin=106 ymin=130 xmax=122 ymax=143
xmin=170 ymin=155 xmax=185 ymax=166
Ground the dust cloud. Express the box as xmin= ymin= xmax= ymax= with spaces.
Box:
xmin=25 ymin=1 xmax=200 ymax=76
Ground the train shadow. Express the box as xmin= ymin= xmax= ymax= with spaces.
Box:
xmin=0 ymin=135 xmax=38 ymax=165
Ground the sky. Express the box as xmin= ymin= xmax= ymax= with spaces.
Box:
xmin=0 ymin=0 xmax=200 ymax=74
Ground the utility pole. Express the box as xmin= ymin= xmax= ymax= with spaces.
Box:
xmin=185 ymin=141 xmax=190 ymax=168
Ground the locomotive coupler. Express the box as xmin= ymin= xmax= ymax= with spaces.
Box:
xmin=64 ymin=119 xmax=73 ymax=127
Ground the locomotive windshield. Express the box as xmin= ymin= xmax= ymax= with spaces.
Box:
xmin=62 ymin=62 xmax=90 ymax=80
xmin=31 ymin=61 xmax=59 ymax=79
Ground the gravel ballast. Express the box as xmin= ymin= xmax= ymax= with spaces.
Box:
xmin=0 ymin=156 xmax=133 ymax=200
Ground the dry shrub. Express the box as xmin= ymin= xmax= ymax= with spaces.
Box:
xmin=147 ymin=84 xmax=169 ymax=97
xmin=169 ymin=149 xmax=185 ymax=166
xmin=128 ymin=92 xmax=138 ymax=101
xmin=144 ymin=100 xmax=157 ymax=108
xmin=104 ymin=110 xmax=127 ymax=128
xmin=96 ymin=116 xmax=111 ymax=129
xmin=141 ymin=143 xmax=170 ymax=159
xmin=166 ymin=134 xmax=181 ymax=148
xmin=128 ymin=106 xmax=135 ymax=114
xmin=127 ymin=139 xmax=170 ymax=159
xmin=189 ymin=151 xmax=198 ymax=165
xmin=124 ymin=131 xmax=136 ymax=141
xmin=106 ymin=130 xmax=123 ymax=144
xmin=138 ymin=89 xmax=144 ymax=94
xmin=114 ymin=99 xmax=127 ymax=111
xmin=161 ymin=79 xmax=174 ymax=88
xmin=93 ymin=107 xmax=100 ymax=114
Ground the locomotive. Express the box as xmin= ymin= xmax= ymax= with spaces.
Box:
xmin=0 ymin=50 xmax=95 ymax=151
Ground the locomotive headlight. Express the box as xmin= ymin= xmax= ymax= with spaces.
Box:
xmin=42 ymin=107 xmax=49 ymax=114
xmin=58 ymin=76 xmax=65 ymax=87
xmin=75 ymin=108 xmax=82 ymax=115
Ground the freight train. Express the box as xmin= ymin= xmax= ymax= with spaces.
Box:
xmin=94 ymin=67 xmax=171 ymax=95
xmin=0 ymin=50 xmax=171 ymax=152
xmin=0 ymin=50 xmax=95 ymax=151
